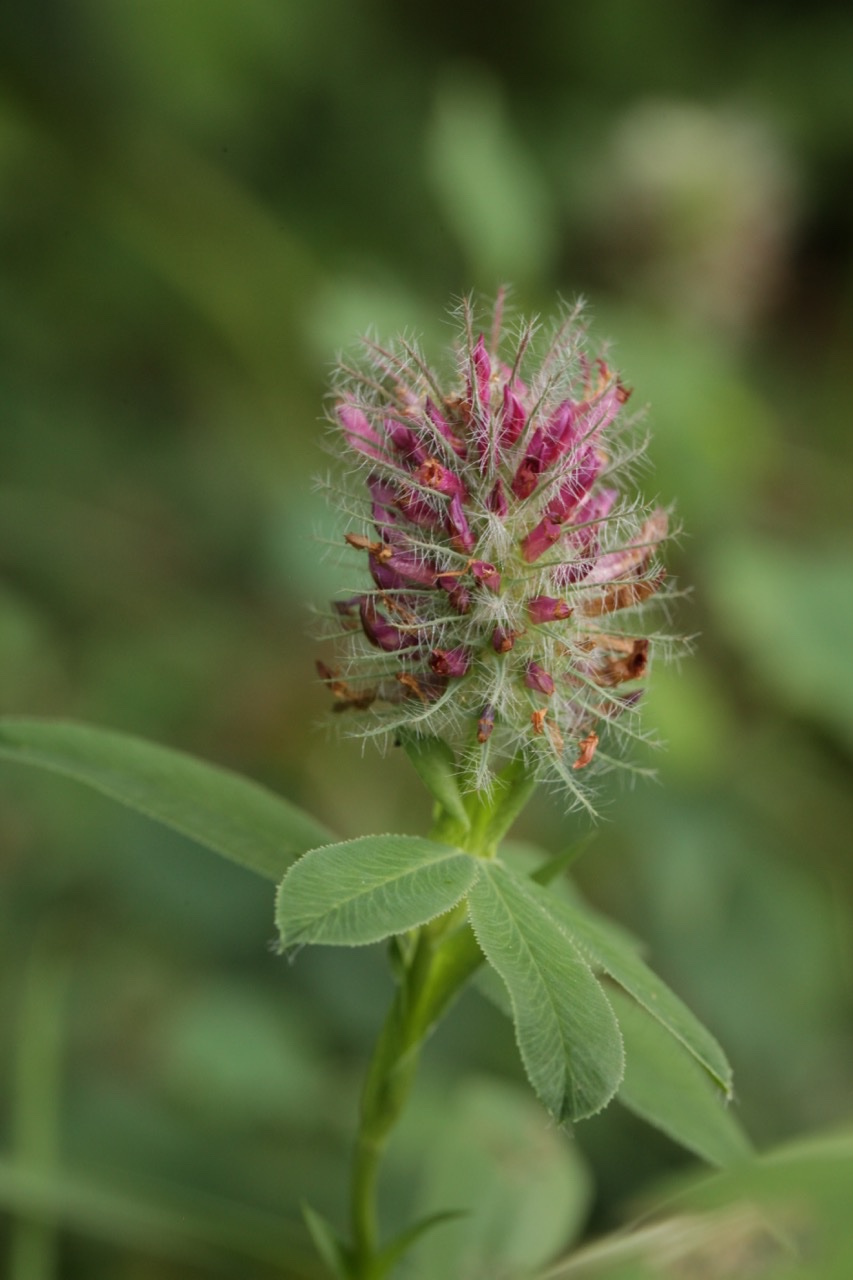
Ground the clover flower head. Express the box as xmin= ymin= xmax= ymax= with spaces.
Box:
xmin=317 ymin=292 xmax=673 ymax=809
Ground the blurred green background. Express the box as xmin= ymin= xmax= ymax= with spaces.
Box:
xmin=1 ymin=2 xmax=852 ymax=1277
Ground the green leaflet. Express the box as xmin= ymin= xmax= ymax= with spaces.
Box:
xmin=276 ymin=835 xmax=478 ymax=948
xmin=471 ymin=886 xmax=749 ymax=1166
xmin=467 ymin=861 xmax=624 ymax=1123
xmin=612 ymin=989 xmax=751 ymax=1168
xmin=0 ymin=717 xmax=333 ymax=881
xmin=536 ymin=886 xmax=733 ymax=1096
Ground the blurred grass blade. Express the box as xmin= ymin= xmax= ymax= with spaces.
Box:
xmin=0 ymin=718 xmax=333 ymax=881
xmin=0 ymin=1157 xmax=317 ymax=1273
xmin=542 ymin=1131 xmax=853 ymax=1278
xmin=10 ymin=934 xmax=69 ymax=1280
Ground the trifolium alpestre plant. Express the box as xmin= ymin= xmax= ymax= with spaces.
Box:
xmin=317 ymin=290 xmax=672 ymax=808
xmin=0 ymin=290 xmax=744 ymax=1280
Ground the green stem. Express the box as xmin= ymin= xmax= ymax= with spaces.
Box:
xmin=347 ymin=763 xmax=536 ymax=1278
xmin=350 ymin=920 xmax=467 ymax=1272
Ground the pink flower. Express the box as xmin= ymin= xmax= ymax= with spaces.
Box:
xmin=318 ymin=292 xmax=671 ymax=803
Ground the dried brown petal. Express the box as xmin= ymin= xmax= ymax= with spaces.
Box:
xmin=572 ymin=731 xmax=599 ymax=770
xmin=581 ymin=571 xmax=666 ymax=617
xmin=595 ymin=638 xmax=650 ymax=685
xmin=530 ymin=708 xmax=548 ymax=735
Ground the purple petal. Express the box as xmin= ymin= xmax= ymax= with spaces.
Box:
xmin=552 ymin=558 xmax=594 ymax=586
xmin=539 ymin=400 xmax=579 ymax=469
xmin=436 ymin=574 xmax=471 ymax=613
xmin=425 ymin=397 xmax=467 ymax=458
xmin=470 ymin=560 xmax=501 ymax=592
xmin=385 ymin=419 xmax=427 ymax=464
xmin=338 ymin=403 xmax=387 ymax=462
xmin=545 ymin=448 xmax=601 ymax=522
xmin=512 ymin=407 xmax=575 ymax=494
xmin=446 ymin=493 xmax=476 ymax=553
xmin=368 ymin=555 xmax=410 ymax=592
xmin=553 ymin=488 xmax=616 ymax=573
xmin=412 ymin=457 xmax=467 ymax=500
xmin=469 ymin=335 xmax=493 ymax=468
xmin=575 ymin=378 xmax=625 ymax=440
xmin=572 ymin=486 xmax=618 ymax=530
xmin=550 ymin=488 xmax=616 ymax=584
xmin=511 ymin=450 xmax=542 ymax=500
xmin=396 ymin=489 xmax=442 ymax=531
xmin=499 ymin=385 xmax=526 ymax=451
xmin=525 ymin=662 xmax=556 ymax=695
xmin=527 ymin=595 xmax=572 ymax=623
xmin=520 ymin=516 xmax=563 ymax=563
xmin=471 ymin=334 xmax=492 ymax=409
xmin=359 ymin=597 xmax=419 ymax=651
xmin=491 ymin=627 xmax=517 ymax=653
xmin=369 ymin=549 xmax=437 ymax=590
xmin=488 ymin=478 xmax=509 ymax=517
xmin=385 ymin=549 xmax=439 ymax=587
xmin=523 ymin=473 xmax=613 ymax=567
xmin=428 ymin=646 xmax=471 ymax=677
xmin=369 ymin=476 xmax=402 ymax=538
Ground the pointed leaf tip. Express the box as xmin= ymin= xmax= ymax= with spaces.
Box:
xmin=301 ymin=1202 xmax=353 ymax=1279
